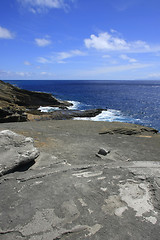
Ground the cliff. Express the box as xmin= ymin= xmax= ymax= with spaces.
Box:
xmin=0 ymin=80 xmax=106 ymax=123
xmin=0 ymin=80 xmax=71 ymax=108
xmin=0 ymin=80 xmax=71 ymax=122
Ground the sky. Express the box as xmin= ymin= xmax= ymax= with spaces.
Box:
xmin=1 ymin=0 xmax=160 ymax=80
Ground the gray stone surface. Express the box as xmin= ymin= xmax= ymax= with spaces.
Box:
xmin=0 ymin=120 xmax=160 ymax=240
xmin=99 ymin=125 xmax=158 ymax=135
xmin=0 ymin=130 xmax=39 ymax=176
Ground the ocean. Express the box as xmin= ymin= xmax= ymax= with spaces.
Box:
xmin=5 ymin=80 xmax=160 ymax=131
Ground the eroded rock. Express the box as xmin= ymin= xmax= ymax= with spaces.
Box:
xmin=0 ymin=121 xmax=160 ymax=239
xmin=0 ymin=80 xmax=72 ymax=122
xmin=0 ymin=108 xmax=27 ymax=123
xmin=0 ymin=80 xmax=70 ymax=109
xmin=0 ymin=130 xmax=39 ymax=176
xmin=99 ymin=126 xmax=158 ymax=135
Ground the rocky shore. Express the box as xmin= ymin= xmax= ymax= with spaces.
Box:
xmin=0 ymin=80 xmax=160 ymax=239
xmin=0 ymin=80 xmax=104 ymax=122
xmin=0 ymin=120 xmax=160 ymax=240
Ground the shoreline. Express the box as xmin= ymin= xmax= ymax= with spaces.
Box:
xmin=0 ymin=80 xmax=107 ymax=123
xmin=1 ymin=80 xmax=160 ymax=239
xmin=2 ymin=79 xmax=160 ymax=132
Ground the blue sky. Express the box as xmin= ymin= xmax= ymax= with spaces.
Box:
xmin=1 ymin=0 xmax=160 ymax=80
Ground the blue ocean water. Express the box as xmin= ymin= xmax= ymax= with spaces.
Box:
xmin=5 ymin=80 xmax=160 ymax=131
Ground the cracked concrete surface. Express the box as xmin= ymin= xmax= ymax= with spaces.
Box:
xmin=0 ymin=120 xmax=160 ymax=239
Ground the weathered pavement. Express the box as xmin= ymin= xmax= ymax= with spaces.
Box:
xmin=0 ymin=120 xmax=160 ymax=240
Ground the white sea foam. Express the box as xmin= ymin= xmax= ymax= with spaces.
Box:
xmin=67 ymin=101 xmax=81 ymax=110
xmin=38 ymin=105 xmax=139 ymax=125
xmin=38 ymin=106 xmax=60 ymax=112
xmin=38 ymin=100 xmax=81 ymax=112
xmin=74 ymin=109 xmax=137 ymax=123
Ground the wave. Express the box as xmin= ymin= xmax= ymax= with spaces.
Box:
xmin=38 ymin=106 xmax=61 ymax=112
xmin=74 ymin=109 xmax=141 ymax=124
xmin=67 ymin=101 xmax=82 ymax=110
xmin=38 ymin=100 xmax=82 ymax=112
xmin=38 ymin=104 xmax=141 ymax=125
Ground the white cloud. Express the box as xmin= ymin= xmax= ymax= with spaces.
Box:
xmin=0 ymin=26 xmax=14 ymax=39
xmin=84 ymin=31 xmax=155 ymax=53
xmin=81 ymin=63 xmax=152 ymax=77
xmin=146 ymin=72 xmax=160 ymax=80
xmin=41 ymin=71 xmax=48 ymax=75
xmin=22 ymin=0 xmax=65 ymax=8
xmin=57 ymin=49 xmax=86 ymax=61
xmin=0 ymin=69 xmax=56 ymax=80
xmin=24 ymin=61 xmax=32 ymax=65
xmin=37 ymin=57 xmax=51 ymax=63
xmin=16 ymin=72 xmax=26 ymax=77
xmin=120 ymin=54 xmax=137 ymax=63
xmin=85 ymin=32 xmax=129 ymax=51
xmin=35 ymin=38 xmax=51 ymax=47
xmin=30 ymin=7 xmax=37 ymax=13
xmin=0 ymin=70 xmax=31 ymax=79
xmin=40 ymin=71 xmax=54 ymax=76
xmin=18 ymin=0 xmax=74 ymax=13
xmin=37 ymin=49 xmax=86 ymax=64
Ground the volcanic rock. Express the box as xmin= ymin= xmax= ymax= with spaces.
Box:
xmin=0 ymin=107 xmax=27 ymax=123
xmin=0 ymin=80 xmax=71 ymax=122
xmin=0 ymin=121 xmax=160 ymax=239
xmin=99 ymin=125 xmax=158 ymax=135
xmin=98 ymin=148 xmax=110 ymax=156
xmin=0 ymin=80 xmax=70 ymax=109
xmin=26 ymin=109 xmax=104 ymax=121
xmin=0 ymin=130 xmax=39 ymax=176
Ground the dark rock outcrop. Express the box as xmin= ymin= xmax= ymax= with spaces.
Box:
xmin=99 ymin=126 xmax=158 ymax=135
xmin=0 ymin=80 xmax=70 ymax=109
xmin=72 ymin=109 xmax=103 ymax=118
xmin=0 ymin=130 xmax=39 ymax=176
xmin=0 ymin=81 xmax=106 ymax=123
xmin=0 ymin=107 xmax=27 ymax=123
xmin=0 ymin=80 xmax=71 ymax=123
xmin=27 ymin=109 xmax=104 ymax=121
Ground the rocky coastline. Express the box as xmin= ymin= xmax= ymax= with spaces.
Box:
xmin=0 ymin=80 xmax=160 ymax=239
xmin=0 ymin=80 xmax=104 ymax=122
